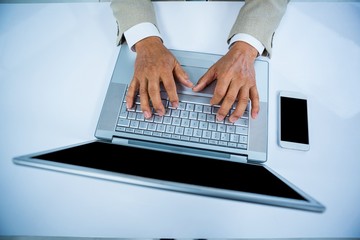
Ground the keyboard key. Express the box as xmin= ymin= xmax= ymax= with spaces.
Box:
xmin=199 ymin=121 xmax=208 ymax=130
xmin=190 ymin=137 xmax=200 ymax=143
xmin=186 ymin=103 xmax=195 ymax=111
xmin=236 ymin=126 xmax=248 ymax=135
xmin=181 ymin=136 xmax=190 ymax=141
xmin=226 ymin=125 xmax=236 ymax=133
xmin=208 ymin=123 xmax=217 ymax=131
xmin=130 ymin=120 xmax=139 ymax=128
xmin=181 ymin=119 xmax=190 ymax=127
xmin=193 ymin=129 xmax=202 ymax=138
xmin=203 ymin=105 xmax=212 ymax=114
xmin=175 ymin=126 xmax=184 ymax=135
xmin=194 ymin=104 xmax=203 ymax=112
xmin=190 ymin=120 xmax=199 ymax=128
xmin=228 ymin=142 xmax=237 ymax=148
xmin=165 ymin=125 xmax=175 ymax=134
xmin=211 ymin=132 xmax=220 ymax=140
xmin=220 ymin=133 xmax=230 ymax=141
xmin=198 ymin=113 xmax=207 ymax=121
xmin=128 ymin=112 xmax=136 ymax=120
xmin=202 ymin=130 xmax=211 ymax=139
xmin=171 ymin=109 xmax=181 ymax=117
xmin=172 ymin=118 xmax=181 ymax=126
xmin=237 ymin=143 xmax=247 ymax=149
xmin=139 ymin=122 xmax=148 ymax=129
xmin=239 ymin=135 xmax=248 ymax=144
xmin=171 ymin=134 xmax=181 ymax=140
xmin=119 ymin=103 xmax=128 ymax=118
xmin=117 ymin=119 xmax=130 ymax=127
xmin=184 ymin=128 xmax=193 ymax=136
xmin=189 ymin=112 xmax=198 ymax=120
xmin=180 ymin=110 xmax=190 ymax=118
xmin=156 ymin=124 xmax=166 ymax=132
xmin=206 ymin=114 xmax=215 ymax=122
xmin=234 ymin=118 xmax=248 ymax=126
xmin=136 ymin=112 xmax=145 ymax=121
xmin=163 ymin=116 xmax=172 ymax=124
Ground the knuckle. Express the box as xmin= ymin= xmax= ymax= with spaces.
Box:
xmin=213 ymin=88 xmax=226 ymax=99
xmin=148 ymin=86 xmax=159 ymax=95
xmin=224 ymin=93 xmax=237 ymax=103
xmin=139 ymin=87 xmax=147 ymax=95
xmin=238 ymin=96 xmax=249 ymax=105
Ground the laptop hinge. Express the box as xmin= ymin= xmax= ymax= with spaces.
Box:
xmin=112 ymin=137 xmax=248 ymax=163
xmin=229 ymin=154 xmax=248 ymax=163
xmin=111 ymin=137 xmax=130 ymax=146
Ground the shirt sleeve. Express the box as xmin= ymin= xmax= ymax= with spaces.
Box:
xmin=228 ymin=33 xmax=265 ymax=57
xmin=124 ymin=22 xmax=163 ymax=51
xmin=228 ymin=0 xmax=289 ymax=58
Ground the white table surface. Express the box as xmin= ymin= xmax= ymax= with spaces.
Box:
xmin=1 ymin=1 xmax=360 ymax=238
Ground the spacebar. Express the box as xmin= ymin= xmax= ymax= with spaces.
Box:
xmin=178 ymin=93 xmax=211 ymax=105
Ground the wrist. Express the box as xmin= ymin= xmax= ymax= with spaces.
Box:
xmin=134 ymin=36 xmax=163 ymax=52
xmin=230 ymin=41 xmax=258 ymax=60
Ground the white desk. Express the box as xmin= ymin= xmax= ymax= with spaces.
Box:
xmin=1 ymin=1 xmax=360 ymax=238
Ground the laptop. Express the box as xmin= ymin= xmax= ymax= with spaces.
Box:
xmin=13 ymin=44 xmax=325 ymax=213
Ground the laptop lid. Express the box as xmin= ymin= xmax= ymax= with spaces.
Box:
xmin=13 ymin=140 xmax=325 ymax=213
xmin=95 ymin=44 xmax=268 ymax=163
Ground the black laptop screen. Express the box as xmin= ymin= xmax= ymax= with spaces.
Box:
xmin=32 ymin=141 xmax=306 ymax=201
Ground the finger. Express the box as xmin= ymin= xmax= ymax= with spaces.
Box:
xmin=192 ymin=66 xmax=216 ymax=92
xmin=138 ymin=79 xmax=152 ymax=119
xmin=126 ymin=78 xmax=139 ymax=109
xmin=148 ymin=77 xmax=165 ymax=116
xmin=216 ymin=81 xmax=239 ymax=121
xmin=161 ymin=72 xmax=179 ymax=109
xmin=173 ymin=61 xmax=193 ymax=88
xmin=229 ymin=87 xmax=250 ymax=123
xmin=210 ymin=75 xmax=231 ymax=106
xmin=249 ymin=86 xmax=260 ymax=119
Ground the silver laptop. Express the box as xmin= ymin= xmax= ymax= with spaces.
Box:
xmin=96 ymin=43 xmax=268 ymax=164
xmin=13 ymin=44 xmax=325 ymax=212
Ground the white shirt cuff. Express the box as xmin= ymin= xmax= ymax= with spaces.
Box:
xmin=229 ymin=33 xmax=265 ymax=56
xmin=124 ymin=22 xmax=162 ymax=52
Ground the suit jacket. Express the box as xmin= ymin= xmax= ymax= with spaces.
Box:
xmin=110 ymin=0 xmax=289 ymax=57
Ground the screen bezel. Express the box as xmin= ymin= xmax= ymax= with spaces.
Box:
xmin=13 ymin=140 xmax=324 ymax=212
xmin=279 ymin=91 xmax=310 ymax=151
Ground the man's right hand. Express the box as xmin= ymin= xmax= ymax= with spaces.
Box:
xmin=126 ymin=36 xmax=193 ymax=119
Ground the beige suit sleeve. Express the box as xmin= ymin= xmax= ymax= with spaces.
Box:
xmin=229 ymin=0 xmax=289 ymax=57
xmin=110 ymin=0 xmax=157 ymax=46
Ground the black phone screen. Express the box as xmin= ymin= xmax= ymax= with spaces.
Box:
xmin=280 ymin=96 xmax=309 ymax=144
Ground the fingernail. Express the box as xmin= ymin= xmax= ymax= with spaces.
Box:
xmin=144 ymin=111 xmax=151 ymax=119
xmin=157 ymin=109 xmax=164 ymax=116
xmin=229 ymin=116 xmax=237 ymax=123
xmin=217 ymin=114 xmax=224 ymax=121
xmin=171 ymin=101 xmax=178 ymax=109
xmin=252 ymin=111 xmax=258 ymax=119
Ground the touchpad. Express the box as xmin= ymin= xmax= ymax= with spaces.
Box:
xmin=176 ymin=66 xmax=216 ymax=95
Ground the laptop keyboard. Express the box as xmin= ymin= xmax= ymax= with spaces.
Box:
xmin=116 ymin=91 xmax=249 ymax=150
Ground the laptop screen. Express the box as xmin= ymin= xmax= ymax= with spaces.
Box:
xmin=31 ymin=141 xmax=306 ymax=201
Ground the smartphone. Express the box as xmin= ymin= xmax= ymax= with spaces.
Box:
xmin=279 ymin=91 xmax=310 ymax=151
